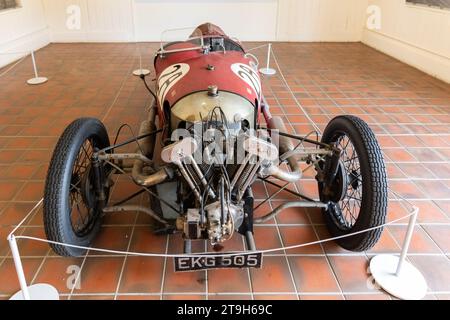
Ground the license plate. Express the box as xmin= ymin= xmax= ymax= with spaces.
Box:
xmin=174 ymin=252 xmax=263 ymax=272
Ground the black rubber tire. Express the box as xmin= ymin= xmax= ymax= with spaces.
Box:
xmin=320 ymin=115 xmax=388 ymax=252
xmin=43 ymin=118 xmax=110 ymax=257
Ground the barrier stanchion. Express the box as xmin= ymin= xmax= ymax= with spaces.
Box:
xmin=6 ymin=199 xmax=59 ymax=300
xmin=5 ymin=193 xmax=427 ymax=300
xmin=133 ymin=43 xmax=150 ymax=77
xmin=370 ymin=207 xmax=427 ymax=300
xmin=8 ymin=235 xmax=30 ymax=300
xmin=259 ymin=43 xmax=276 ymax=76
xmin=8 ymin=235 xmax=59 ymax=300
xmin=27 ymin=51 xmax=48 ymax=85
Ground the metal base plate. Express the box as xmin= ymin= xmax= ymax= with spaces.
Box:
xmin=370 ymin=255 xmax=427 ymax=300
xmin=259 ymin=68 xmax=276 ymax=76
xmin=27 ymin=77 xmax=48 ymax=85
xmin=10 ymin=284 xmax=59 ymax=300
xmin=133 ymin=69 xmax=150 ymax=76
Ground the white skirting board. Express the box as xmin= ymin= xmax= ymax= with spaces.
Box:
xmin=362 ymin=28 xmax=450 ymax=84
xmin=0 ymin=28 xmax=51 ymax=69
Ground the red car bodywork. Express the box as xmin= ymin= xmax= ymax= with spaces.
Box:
xmin=154 ymin=23 xmax=262 ymax=126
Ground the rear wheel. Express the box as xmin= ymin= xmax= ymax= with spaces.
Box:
xmin=318 ymin=115 xmax=387 ymax=251
xmin=44 ymin=118 xmax=110 ymax=257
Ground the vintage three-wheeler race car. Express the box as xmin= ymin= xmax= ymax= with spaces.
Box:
xmin=43 ymin=23 xmax=388 ymax=271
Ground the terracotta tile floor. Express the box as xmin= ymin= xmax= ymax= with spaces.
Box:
xmin=0 ymin=42 xmax=449 ymax=300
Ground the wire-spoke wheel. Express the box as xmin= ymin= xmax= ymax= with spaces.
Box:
xmin=318 ymin=115 xmax=388 ymax=252
xmin=44 ymin=118 xmax=110 ymax=257
xmin=70 ymin=139 xmax=98 ymax=236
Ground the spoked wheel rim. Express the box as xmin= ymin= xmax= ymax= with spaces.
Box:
xmin=330 ymin=133 xmax=363 ymax=230
xmin=69 ymin=138 xmax=99 ymax=236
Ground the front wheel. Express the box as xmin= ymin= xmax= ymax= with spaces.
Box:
xmin=318 ymin=115 xmax=388 ymax=252
xmin=44 ymin=118 xmax=111 ymax=257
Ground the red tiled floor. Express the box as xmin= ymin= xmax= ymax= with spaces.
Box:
xmin=32 ymin=257 xmax=84 ymax=293
xmin=388 ymin=225 xmax=442 ymax=254
xmin=345 ymin=294 xmax=391 ymax=300
xmin=14 ymin=181 xmax=44 ymax=202
xmin=163 ymin=259 xmax=207 ymax=294
xmin=288 ymin=257 xmax=340 ymax=293
xmin=279 ymin=226 xmax=322 ymax=254
xmin=209 ymin=294 xmax=251 ymax=300
xmin=300 ymin=294 xmax=344 ymax=300
xmin=436 ymin=294 xmax=450 ymax=300
xmin=118 ymin=257 xmax=164 ymax=293
xmin=0 ymin=227 xmax=13 ymax=256
xmin=383 ymin=149 xmax=417 ymax=162
xmin=71 ymin=257 xmax=124 ymax=294
xmin=389 ymin=181 xmax=426 ymax=199
xmin=422 ymin=225 xmax=450 ymax=253
xmin=0 ymin=42 xmax=449 ymax=300
xmin=254 ymin=294 xmax=298 ymax=300
xmin=89 ymin=226 xmax=133 ymax=256
xmin=128 ymin=226 xmax=167 ymax=254
xmin=0 ymin=202 xmax=35 ymax=226
xmin=163 ymin=295 xmax=206 ymax=300
xmin=69 ymin=295 xmax=115 ymax=300
xmin=435 ymin=200 xmax=450 ymax=216
xmin=253 ymin=226 xmax=283 ymax=252
xmin=415 ymin=201 xmax=449 ymax=223
xmin=0 ymin=164 xmax=37 ymax=180
xmin=270 ymin=201 xmax=310 ymax=225
xmin=386 ymin=201 xmax=412 ymax=223
xmin=0 ymin=258 xmax=43 ymax=295
xmin=16 ymin=227 xmax=49 ymax=257
xmin=385 ymin=163 xmax=406 ymax=179
xmin=408 ymin=256 xmax=450 ymax=292
xmin=397 ymin=163 xmax=437 ymax=179
xmin=117 ymin=294 xmax=160 ymax=300
xmin=0 ymin=181 xmax=22 ymax=201
xmin=366 ymin=228 xmax=401 ymax=254
xmin=413 ymin=180 xmax=450 ymax=199
xmin=253 ymin=201 xmax=275 ymax=224
xmin=313 ymin=225 xmax=350 ymax=254
xmin=208 ymin=269 xmax=251 ymax=293
xmin=249 ymin=257 xmax=296 ymax=293
xmin=328 ymin=256 xmax=378 ymax=293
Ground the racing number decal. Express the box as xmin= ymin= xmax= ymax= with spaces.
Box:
xmin=231 ymin=63 xmax=261 ymax=98
xmin=157 ymin=63 xmax=190 ymax=106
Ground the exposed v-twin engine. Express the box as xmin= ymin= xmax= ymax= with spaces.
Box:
xmin=160 ymin=113 xmax=302 ymax=245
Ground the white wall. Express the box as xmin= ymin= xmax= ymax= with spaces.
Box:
xmin=42 ymin=0 xmax=367 ymax=42
xmin=2 ymin=0 xmax=449 ymax=83
xmin=362 ymin=0 xmax=450 ymax=83
xmin=0 ymin=0 xmax=50 ymax=67
xmin=43 ymin=0 xmax=134 ymax=42
xmin=134 ymin=0 xmax=278 ymax=41
xmin=277 ymin=0 xmax=368 ymax=41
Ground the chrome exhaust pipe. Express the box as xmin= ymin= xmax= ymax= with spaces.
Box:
xmin=266 ymin=116 xmax=302 ymax=182
xmin=132 ymin=109 xmax=171 ymax=187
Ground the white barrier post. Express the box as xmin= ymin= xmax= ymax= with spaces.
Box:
xmin=370 ymin=207 xmax=427 ymax=300
xmin=133 ymin=43 xmax=150 ymax=76
xmin=27 ymin=51 xmax=48 ymax=85
xmin=259 ymin=43 xmax=276 ymax=76
xmin=8 ymin=235 xmax=31 ymax=300
xmin=8 ymin=234 xmax=59 ymax=300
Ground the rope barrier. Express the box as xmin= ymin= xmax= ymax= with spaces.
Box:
xmin=3 ymin=43 xmax=426 ymax=300
xmin=0 ymin=49 xmax=48 ymax=84
xmin=13 ymin=207 xmax=416 ymax=259
xmin=7 ymin=185 xmax=417 ymax=259
xmin=0 ymin=50 xmax=33 ymax=55
xmin=0 ymin=55 xmax=27 ymax=78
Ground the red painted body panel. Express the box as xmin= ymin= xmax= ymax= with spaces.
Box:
xmin=155 ymin=50 xmax=259 ymax=107
xmin=152 ymin=23 xmax=263 ymax=128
